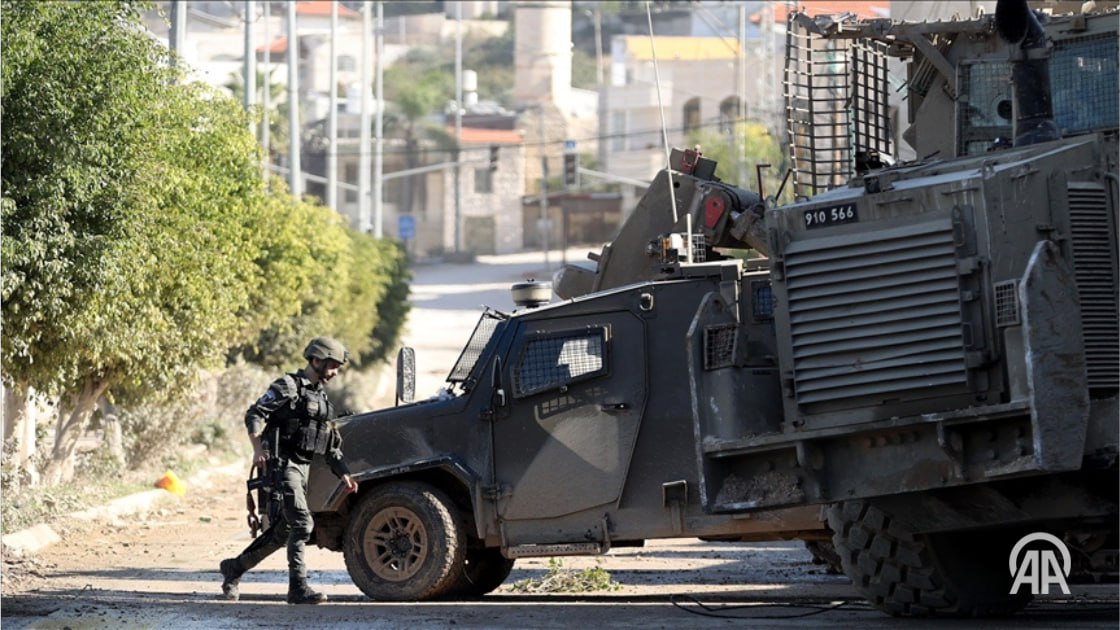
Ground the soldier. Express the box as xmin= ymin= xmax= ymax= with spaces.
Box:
xmin=219 ymin=337 xmax=358 ymax=604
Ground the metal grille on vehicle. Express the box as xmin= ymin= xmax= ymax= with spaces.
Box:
xmin=957 ymin=34 xmax=1119 ymax=155
xmin=752 ymin=281 xmax=774 ymax=321
xmin=703 ymin=324 xmax=737 ymax=370
xmin=1068 ymin=183 xmax=1119 ymax=391
xmin=447 ymin=312 xmax=502 ymax=384
xmin=785 ymin=14 xmax=891 ymax=198
xmin=994 ymin=280 xmax=1020 ymax=327
xmin=514 ymin=328 xmax=606 ymax=397
xmin=690 ymin=234 xmax=708 ymax=262
xmin=1050 ymin=35 xmax=1119 ymax=135
xmin=784 ymin=219 xmax=968 ymax=405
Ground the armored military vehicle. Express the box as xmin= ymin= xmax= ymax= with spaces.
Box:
xmin=304 ymin=0 xmax=1117 ymax=615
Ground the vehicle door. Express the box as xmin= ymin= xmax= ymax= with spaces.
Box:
xmin=492 ymin=308 xmax=647 ymax=524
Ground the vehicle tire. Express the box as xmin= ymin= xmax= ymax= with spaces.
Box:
xmin=446 ymin=545 xmax=515 ymax=598
xmin=343 ymin=482 xmax=466 ymax=601
xmin=827 ymin=499 xmax=1032 ymax=617
xmin=804 ymin=540 xmax=843 ymax=574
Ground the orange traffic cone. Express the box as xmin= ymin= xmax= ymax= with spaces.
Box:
xmin=155 ymin=470 xmax=186 ymax=496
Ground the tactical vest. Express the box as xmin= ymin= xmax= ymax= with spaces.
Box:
xmin=268 ymin=373 xmax=335 ymax=457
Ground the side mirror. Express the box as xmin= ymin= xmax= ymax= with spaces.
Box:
xmin=491 ymin=356 xmax=506 ymax=408
xmin=396 ymin=347 xmax=416 ymax=405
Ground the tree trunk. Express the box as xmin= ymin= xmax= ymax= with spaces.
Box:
xmin=3 ymin=381 xmax=41 ymax=489
xmin=3 ymin=382 xmax=23 ymax=442
xmin=401 ymin=133 xmax=417 ymax=215
xmin=96 ymin=396 xmax=126 ymax=466
xmin=42 ymin=379 xmax=111 ymax=486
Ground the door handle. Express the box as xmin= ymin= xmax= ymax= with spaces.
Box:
xmin=600 ymin=403 xmax=630 ymax=412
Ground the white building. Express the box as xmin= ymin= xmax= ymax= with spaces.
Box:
xmin=442 ymin=128 xmax=529 ymax=256
xmin=604 ymin=35 xmax=746 ymax=182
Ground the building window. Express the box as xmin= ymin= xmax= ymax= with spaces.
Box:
xmin=474 ymin=167 xmax=493 ymax=193
xmin=683 ymin=98 xmax=701 ymax=134
xmin=338 ymin=55 xmax=356 ymax=72
xmin=719 ymin=96 xmax=741 ymax=133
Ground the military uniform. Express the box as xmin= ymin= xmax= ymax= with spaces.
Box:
xmin=220 ymin=339 xmax=353 ymax=605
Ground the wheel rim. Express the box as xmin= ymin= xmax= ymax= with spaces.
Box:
xmin=364 ymin=506 xmax=429 ymax=582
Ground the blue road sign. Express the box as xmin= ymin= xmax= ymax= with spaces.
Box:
xmin=399 ymin=215 xmax=416 ymax=240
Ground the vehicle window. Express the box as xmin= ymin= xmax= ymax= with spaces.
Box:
xmin=447 ymin=311 xmax=505 ymax=387
xmin=513 ymin=328 xmax=608 ymax=397
xmin=957 ymin=33 xmax=1118 ymax=155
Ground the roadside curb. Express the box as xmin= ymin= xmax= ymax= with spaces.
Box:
xmin=1 ymin=524 xmax=61 ymax=555
xmin=2 ymin=461 xmax=245 ymax=556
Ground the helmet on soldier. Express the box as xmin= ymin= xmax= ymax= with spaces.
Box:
xmin=303 ymin=337 xmax=349 ymax=365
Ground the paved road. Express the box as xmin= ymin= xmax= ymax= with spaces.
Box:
xmin=3 ymin=249 xmax=1116 ymax=628
xmin=400 ymin=248 xmax=587 ymax=401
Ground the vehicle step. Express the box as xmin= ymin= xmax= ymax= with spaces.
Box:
xmin=504 ymin=542 xmax=605 ymax=558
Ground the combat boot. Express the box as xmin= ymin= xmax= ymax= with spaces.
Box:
xmin=287 ymin=573 xmax=327 ymax=605
xmin=219 ymin=558 xmax=244 ymax=601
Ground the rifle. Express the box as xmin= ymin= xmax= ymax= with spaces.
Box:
xmin=245 ymin=464 xmax=265 ymax=537
xmin=244 ymin=430 xmax=282 ymax=537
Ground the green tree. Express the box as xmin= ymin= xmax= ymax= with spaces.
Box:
xmin=231 ymin=195 xmax=350 ymax=369
xmin=384 ymin=64 xmax=453 ymax=215
xmin=362 ymin=240 xmax=411 ymax=366
xmin=686 ymin=121 xmax=791 ymax=204
xmin=225 ymin=68 xmax=293 ymax=164
xmin=463 ymin=28 xmax=514 ymax=106
xmin=3 ymin=2 xmax=413 ymax=488
xmin=2 ymin=1 xmax=267 ymax=483
xmin=231 ymin=195 xmax=409 ymax=372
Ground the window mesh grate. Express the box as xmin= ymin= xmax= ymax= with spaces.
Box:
xmin=514 ymin=329 xmax=606 ymax=397
xmin=1051 ymin=35 xmax=1118 ymax=135
xmin=753 ymin=281 xmax=775 ymax=320
xmin=958 ymin=34 xmax=1118 ymax=155
xmin=704 ymin=324 xmax=738 ymax=370
xmin=447 ymin=312 xmax=502 ymax=384
xmin=994 ymin=280 xmax=1020 ymax=327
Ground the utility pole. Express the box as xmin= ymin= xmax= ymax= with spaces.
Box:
xmin=358 ymin=1 xmax=371 ymax=230
xmin=737 ymin=3 xmax=748 ymax=188
xmin=593 ymin=5 xmax=607 ymax=172
xmin=287 ymin=1 xmax=301 ymax=199
xmin=374 ymin=1 xmax=385 ymax=239
xmin=538 ymin=106 xmax=549 ymax=272
xmin=453 ymin=2 xmax=463 ymax=254
xmin=170 ymin=0 xmax=186 ymax=69
xmin=243 ymin=1 xmax=256 ymax=132
xmin=261 ymin=0 xmax=270 ymax=185
xmin=763 ymin=3 xmax=779 ymax=133
xmin=327 ymin=1 xmax=338 ymax=212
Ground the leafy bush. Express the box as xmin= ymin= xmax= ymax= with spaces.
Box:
xmin=2 ymin=1 xmax=413 ymax=486
xmin=119 ymin=363 xmax=271 ymax=469
xmin=509 ymin=558 xmax=622 ymax=593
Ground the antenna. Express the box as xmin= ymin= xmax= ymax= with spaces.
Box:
xmin=645 ymin=2 xmax=679 ymax=224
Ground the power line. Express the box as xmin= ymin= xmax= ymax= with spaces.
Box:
xmin=302 ymin=117 xmax=780 ymax=160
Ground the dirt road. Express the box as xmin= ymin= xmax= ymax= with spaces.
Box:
xmin=2 ymin=460 xmax=1115 ymax=629
xmin=3 ymin=250 xmax=1116 ymax=628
